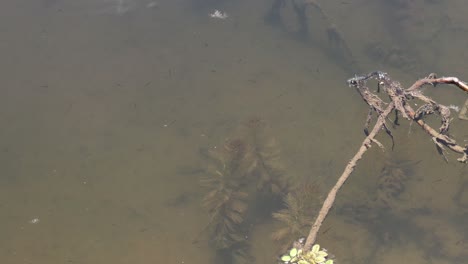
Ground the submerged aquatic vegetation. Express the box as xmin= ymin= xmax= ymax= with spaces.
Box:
xmin=204 ymin=188 xmax=249 ymax=249
xmin=272 ymin=181 xmax=322 ymax=251
xmin=244 ymin=118 xmax=290 ymax=196
xmin=203 ymin=138 xmax=256 ymax=181
xmin=272 ymin=193 xmax=313 ymax=250
xmin=375 ymin=155 xmax=420 ymax=209
xmin=200 ymin=142 xmax=251 ymax=249
xmin=199 ymin=118 xmax=298 ymax=262
xmin=254 ymin=136 xmax=289 ymax=195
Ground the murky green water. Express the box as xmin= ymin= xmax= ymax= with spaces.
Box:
xmin=0 ymin=0 xmax=467 ymax=263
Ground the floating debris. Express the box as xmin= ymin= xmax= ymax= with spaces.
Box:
xmin=210 ymin=10 xmax=228 ymax=19
xmin=29 ymin=218 xmax=40 ymax=224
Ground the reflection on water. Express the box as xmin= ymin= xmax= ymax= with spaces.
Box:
xmin=0 ymin=0 xmax=467 ymax=263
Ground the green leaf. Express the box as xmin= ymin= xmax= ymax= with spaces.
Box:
xmin=315 ymin=256 xmax=326 ymax=263
xmin=281 ymin=255 xmax=292 ymax=262
xmin=312 ymin=244 xmax=320 ymax=253
xmin=290 ymin=247 xmax=298 ymax=257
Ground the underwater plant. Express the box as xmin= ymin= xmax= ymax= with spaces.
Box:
xmin=272 ymin=193 xmax=312 ymax=251
xmin=272 ymin=181 xmax=322 ymax=252
xmin=200 ymin=141 xmax=252 ymax=249
xmin=198 ymin=118 xmax=297 ymax=263
xmin=244 ymin=118 xmax=290 ymax=197
xmin=254 ymin=136 xmax=289 ymax=195
xmin=203 ymin=187 xmax=249 ymax=249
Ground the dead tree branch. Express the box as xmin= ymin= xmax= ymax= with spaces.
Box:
xmin=303 ymin=71 xmax=468 ymax=251
xmin=303 ymin=101 xmax=395 ymax=251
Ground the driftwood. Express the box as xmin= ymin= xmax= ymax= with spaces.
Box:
xmin=303 ymin=72 xmax=468 ymax=252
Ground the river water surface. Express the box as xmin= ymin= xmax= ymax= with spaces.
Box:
xmin=0 ymin=0 xmax=467 ymax=263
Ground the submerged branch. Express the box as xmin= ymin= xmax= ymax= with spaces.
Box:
xmin=304 ymin=72 xmax=468 ymax=250
xmin=304 ymin=101 xmax=395 ymax=251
